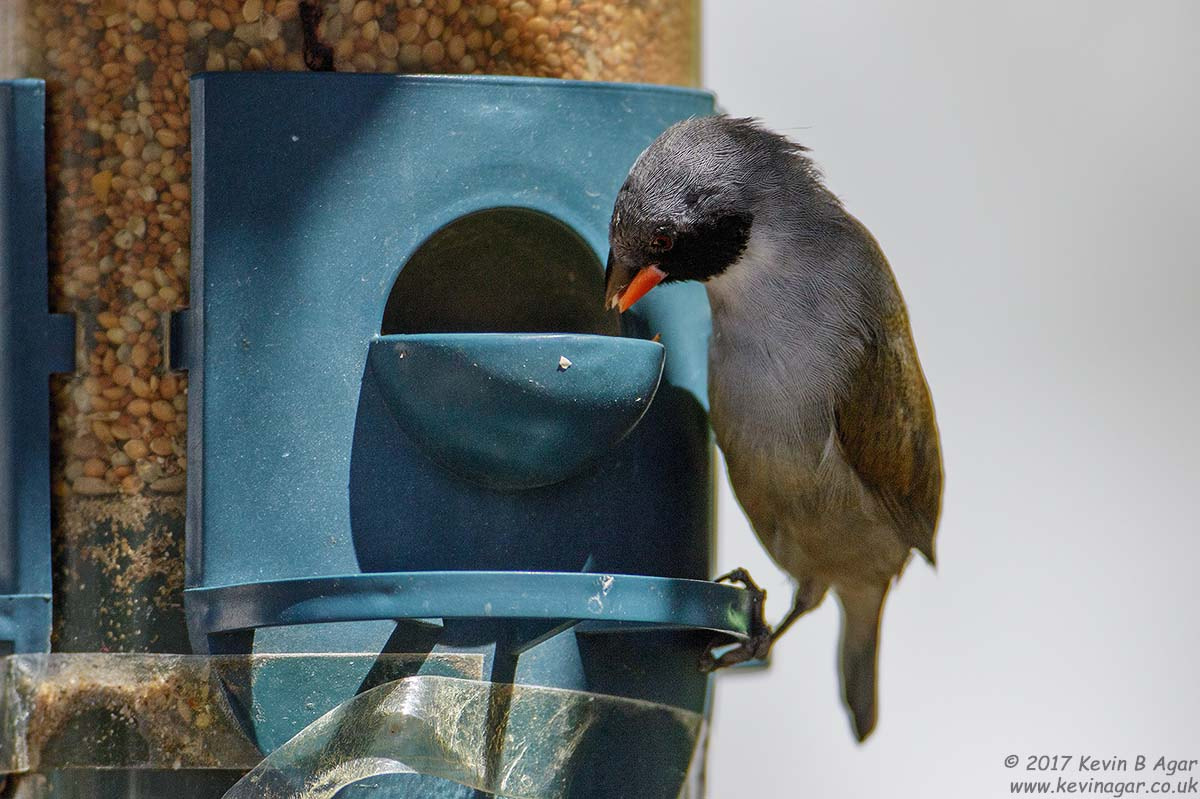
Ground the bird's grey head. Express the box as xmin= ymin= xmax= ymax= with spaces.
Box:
xmin=604 ymin=116 xmax=812 ymax=312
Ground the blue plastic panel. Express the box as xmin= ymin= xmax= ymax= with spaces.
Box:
xmin=185 ymin=73 xmax=716 ymax=602
xmin=0 ymin=80 xmax=74 ymax=654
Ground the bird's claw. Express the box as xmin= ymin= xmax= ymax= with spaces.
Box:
xmin=714 ymin=567 xmax=770 ymax=634
xmin=713 ymin=567 xmax=765 ymax=595
xmin=699 ymin=628 xmax=773 ymax=672
xmin=701 ymin=567 xmax=773 ymax=671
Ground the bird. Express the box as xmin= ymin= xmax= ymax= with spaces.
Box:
xmin=603 ymin=116 xmax=943 ymax=741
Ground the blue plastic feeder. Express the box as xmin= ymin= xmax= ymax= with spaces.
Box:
xmin=180 ymin=73 xmax=753 ymax=796
xmin=0 ymin=80 xmax=74 ymax=656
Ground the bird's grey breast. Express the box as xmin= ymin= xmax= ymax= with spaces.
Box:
xmin=704 ymin=231 xmax=867 ymax=461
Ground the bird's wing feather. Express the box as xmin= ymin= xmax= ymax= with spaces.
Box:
xmin=833 ymin=311 xmax=943 ymax=564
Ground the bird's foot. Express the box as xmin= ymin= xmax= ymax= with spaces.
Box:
xmin=714 ymin=567 xmax=770 ymax=637
xmin=713 ymin=567 xmax=765 ymax=595
xmin=700 ymin=567 xmax=773 ymax=671
xmin=699 ymin=628 xmax=774 ymax=671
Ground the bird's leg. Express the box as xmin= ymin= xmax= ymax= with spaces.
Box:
xmin=700 ymin=568 xmax=773 ymax=671
xmin=769 ymin=579 xmax=825 ymax=643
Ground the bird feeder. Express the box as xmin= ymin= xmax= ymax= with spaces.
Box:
xmin=175 ymin=71 xmax=753 ymax=797
xmin=1 ymin=3 xmax=754 ymax=796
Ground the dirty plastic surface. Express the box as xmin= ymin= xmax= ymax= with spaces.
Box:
xmin=224 ymin=675 xmax=703 ymax=799
xmin=0 ymin=653 xmax=482 ymax=774
xmin=2 ymin=657 xmax=704 ymax=799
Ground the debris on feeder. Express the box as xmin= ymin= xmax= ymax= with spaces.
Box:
xmin=1 ymin=653 xmax=485 ymax=773
xmin=558 ymin=355 xmax=572 ymax=370
xmin=651 ymin=333 xmax=662 ymax=343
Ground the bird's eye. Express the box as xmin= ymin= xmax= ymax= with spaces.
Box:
xmin=651 ymin=233 xmax=673 ymax=251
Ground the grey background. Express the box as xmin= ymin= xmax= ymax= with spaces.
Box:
xmin=701 ymin=2 xmax=1200 ymax=796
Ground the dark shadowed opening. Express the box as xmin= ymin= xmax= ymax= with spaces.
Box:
xmin=381 ymin=207 xmax=618 ymax=335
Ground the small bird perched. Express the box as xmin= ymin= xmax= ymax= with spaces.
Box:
xmin=604 ymin=116 xmax=943 ymax=741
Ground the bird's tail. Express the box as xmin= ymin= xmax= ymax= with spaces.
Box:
xmin=835 ymin=582 xmax=889 ymax=742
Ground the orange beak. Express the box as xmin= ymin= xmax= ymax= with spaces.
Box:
xmin=615 ymin=265 xmax=668 ymax=313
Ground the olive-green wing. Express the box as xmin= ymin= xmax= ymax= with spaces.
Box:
xmin=834 ymin=314 xmax=943 ymax=564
